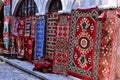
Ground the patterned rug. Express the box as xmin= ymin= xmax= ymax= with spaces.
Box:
xmin=16 ymin=37 xmax=24 ymax=58
xmin=24 ymin=37 xmax=34 ymax=62
xmin=98 ymin=10 xmax=119 ymax=80
xmin=34 ymin=15 xmax=45 ymax=58
xmin=10 ymin=16 xmax=18 ymax=36
xmin=18 ymin=17 xmax=24 ymax=37
xmin=9 ymin=34 xmax=16 ymax=53
xmin=24 ymin=16 xmax=31 ymax=37
xmin=3 ymin=0 xmax=10 ymax=50
xmin=31 ymin=16 xmax=36 ymax=38
xmin=52 ymin=14 xmax=70 ymax=75
xmin=46 ymin=12 xmax=58 ymax=60
xmin=68 ymin=7 xmax=99 ymax=80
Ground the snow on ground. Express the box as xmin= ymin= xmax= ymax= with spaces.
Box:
xmin=0 ymin=61 xmax=40 ymax=80
xmin=6 ymin=58 xmax=81 ymax=80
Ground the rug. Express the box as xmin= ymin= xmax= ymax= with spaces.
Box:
xmin=4 ymin=5 xmax=10 ymax=16
xmin=24 ymin=16 xmax=31 ymax=37
xmin=24 ymin=37 xmax=34 ymax=62
xmin=18 ymin=17 xmax=24 ymax=37
xmin=46 ymin=12 xmax=58 ymax=60
xmin=31 ymin=16 xmax=36 ymax=38
xmin=3 ymin=21 xmax=9 ymax=50
xmin=98 ymin=10 xmax=119 ymax=80
xmin=16 ymin=36 xmax=25 ymax=58
xmin=34 ymin=15 xmax=45 ymax=58
xmin=9 ymin=34 xmax=16 ymax=53
xmin=10 ymin=16 xmax=18 ymax=36
xmin=68 ymin=7 xmax=99 ymax=80
xmin=52 ymin=14 xmax=70 ymax=75
xmin=3 ymin=2 xmax=10 ymax=50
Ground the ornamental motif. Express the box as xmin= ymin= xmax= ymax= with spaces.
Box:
xmin=75 ymin=32 xmax=93 ymax=54
xmin=80 ymin=17 xmax=90 ymax=31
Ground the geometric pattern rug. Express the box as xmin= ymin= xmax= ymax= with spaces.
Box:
xmin=53 ymin=14 xmax=70 ymax=75
xmin=68 ymin=7 xmax=99 ymax=80
xmin=46 ymin=12 xmax=58 ymax=60
xmin=24 ymin=16 xmax=31 ymax=37
xmin=34 ymin=15 xmax=45 ymax=58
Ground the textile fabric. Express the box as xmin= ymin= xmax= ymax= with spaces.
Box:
xmin=46 ymin=12 xmax=58 ymax=59
xmin=16 ymin=37 xmax=24 ymax=58
xmin=24 ymin=16 xmax=31 ymax=37
xmin=68 ymin=7 xmax=99 ymax=80
xmin=53 ymin=14 xmax=70 ymax=75
xmin=31 ymin=16 xmax=36 ymax=38
xmin=10 ymin=16 xmax=18 ymax=36
xmin=18 ymin=17 xmax=24 ymax=37
xmin=34 ymin=15 xmax=45 ymax=58
xmin=25 ymin=37 xmax=34 ymax=62
xmin=9 ymin=34 xmax=16 ymax=53
xmin=3 ymin=0 xmax=10 ymax=50
xmin=98 ymin=10 xmax=119 ymax=80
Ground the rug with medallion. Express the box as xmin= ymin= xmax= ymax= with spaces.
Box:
xmin=68 ymin=7 xmax=99 ymax=80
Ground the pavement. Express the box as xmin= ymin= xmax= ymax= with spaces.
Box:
xmin=0 ymin=56 xmax=81 ymax=80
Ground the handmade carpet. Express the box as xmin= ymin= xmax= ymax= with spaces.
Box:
xmin=24 ymin=16 xmax=31 ymax=37
xmin=52 ymin=14 xmax=70 ymax=75
xmin=4 ymin=5 xmax=10 ymax=16
xmin=68 ymin=7 xmax=99 ymax=80
xmin=3 ymin=21 xmax=9 ymax=50
xmin=34 ymin=15 xmax=45 ymax=58
xmin=31 ymin=16 xmax=36 ymax=38
xmin=18 ymin=17 xmax=24 ymax=37
xmin=98 ymin=10 xmax=119 ymax=80
xmin=9 ymin=34 xmax=16 ymax=53
xmin=16 ymin=37 xmax=25 ymax=58
xmin=46 ymin=12 xmax=58 ymax=60
xmin=24 ymin=37 xmax=34 ymax=62
xmin=3 ymin=1 xmax=10 ymax=50
xmin=10 ymin=16 xmax=18 ymax=36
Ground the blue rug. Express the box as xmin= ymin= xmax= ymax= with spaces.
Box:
xmin=34 ymin=15 xmax=45 ymax=58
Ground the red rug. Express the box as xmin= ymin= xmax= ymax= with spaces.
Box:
xmin=18 ymin=17 xmax=24 ymax=37
xmin=68 ymin=7 xmax=99 ymax=80
xmin=52 ymin=14 xmax=70 ymax=75
xmin=16 ymin=37 xmax=25 ymax=58
xmin=24 ymin=37 xmax=34 ymax=62
xmin=46 ymin=12 xmax=58 ymax=60
xmin=98 ymin=10 xmax=119 ymax=80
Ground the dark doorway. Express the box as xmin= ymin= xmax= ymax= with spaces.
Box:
xmin=48 ymin=0 xmax=62 ymax=12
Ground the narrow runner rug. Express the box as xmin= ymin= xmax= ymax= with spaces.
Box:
xmin=46 ymin=12 xmax=58 ymax=60
xmin=53 ymin=14 xmax=70 ymax=75
xmin=34 ymin=15 xmax=45 ymax=59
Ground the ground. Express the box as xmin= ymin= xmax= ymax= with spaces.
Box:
xmin=0 ymin=60 xmax=40 ymax=80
